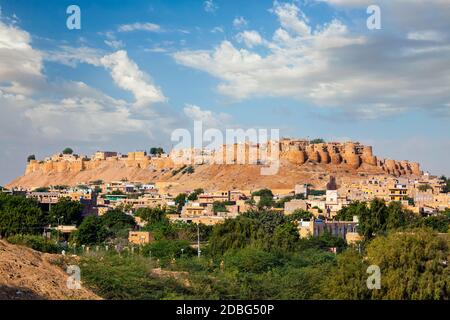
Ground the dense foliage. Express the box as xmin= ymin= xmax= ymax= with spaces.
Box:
xmin=0 ymin=193 xmax=47 ymax=237
xmin=62 ymin=147 xmax=73 ymax=155
xmin=324 ymin=229 xmax=449 ymax=299
xmin=149 ymin=147 xmax=164 ymax=156
xmin=73 ymin=209 xmax=136 ymax=244
xmin=7 ymin=234 xmax=60 ymax=253
xmin=73 ymin=216 xmax=109 ymax=245
xmin=49 ymin=197 xmax=84 ymax=226
xmin=335 ymin=199 xmax=448 ymax=237
xmin=441 ymin=176 xmax=450 ymax=193
xmin=2 ymin=190 xmax=449 ymax=300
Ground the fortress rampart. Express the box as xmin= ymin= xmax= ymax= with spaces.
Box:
xmin=25 ymin=151 xmax=175 ymax=175
xmin=24 ymin=139 xmax=422 ymax=177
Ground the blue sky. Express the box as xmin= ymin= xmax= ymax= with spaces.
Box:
xmin=0 ymin=0 xmax=449 ymax=184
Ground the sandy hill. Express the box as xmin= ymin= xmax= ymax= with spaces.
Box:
xmin=0 ymin=240 xmax=99 ymax=300
xmin=8 ymin=140 xmax=421 ymax=191
xmin=8 ymin=159 xmax=388 ymax=193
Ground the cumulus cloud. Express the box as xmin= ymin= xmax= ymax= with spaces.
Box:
xmin=0 ymin=20 xmax=45 ymax=95
xmin=100 ymin=50 xmax=167 ymax=107
xmin=45 ymin=46 xmax=104 ymax=67
xmin=204 ymin=0 xmax=218 ymax=13
xmin=211 ymin=26 xmax=224 ymax=33
xmin=236 ymin=30 xmax=264 ymax=48
xmin=270 ymin=1 xmax=310 ymax=36
xmin=118 ymin=22 xmax=161 ymax=32
xmin=183 ymin=104 xmax=232 ymax=128
xmin=407 ymin=31 xmax=446 ymax=42
xmin=0 ymin=20 xmax=170 ymax=154
xmin=174 ymin=1 xmax=450 ymax=118
xmin=233 ymin=16 xmax=248 ymax=29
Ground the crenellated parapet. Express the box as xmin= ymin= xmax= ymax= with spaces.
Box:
xmin=169 ymin=139 xmax=422 ymax=177
xmin=23 ymin=140 xmax=422 ymax=178
xmin=23 ymin=150 xmax=175 ymax=175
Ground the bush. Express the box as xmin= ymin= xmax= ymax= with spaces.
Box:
xmin=7 ymin=234 xmax=60 ymax=253
xmin=80 ymin=255 xmax=189 ymax=300
xmin=224 ymin=247 xmax=282 ymax=273
xmin=310 ymin=138 xmax=325 ymax=144
xmin=141 ymin=239 xmax=195 ymax=259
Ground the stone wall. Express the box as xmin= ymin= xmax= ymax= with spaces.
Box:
xmin=23 ymin=140 xmax=422 ymax=178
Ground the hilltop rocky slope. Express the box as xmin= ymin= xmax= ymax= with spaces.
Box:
xmin=7 ymin=139 xmax=422 ymax=191
xmin=0 ymin=240 xmax=99 ymax=300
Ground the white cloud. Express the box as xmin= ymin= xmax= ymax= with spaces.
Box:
xmin=407 ymin=31 xmax=445 ymax=42
xmin=270 ymin=1 xmax=310 ymax=36
xmin=233 ymin=16 xmax=248 ymax=29
xmin=236 ymin=30 xmax=263 ymax=48
xmin=211 ymin=26 xmax=224 ymax=33
xmin=24 ymin=91 xmax=146 ymax=141
xmin=204 ymin=0 xmax=218 ymax=13
xmin=45 ymin=46 xmax=104 ymax=67
xmin=0 ymin=21 xmax=44 ymax=95
xmin=183 ymin=104 xmax=232 ymax=128
xmin=104 ymin=39 xmax=125 ymax=49
xmin=174 ymin=1 xmax=450 ymax=118
xmin=118 ymin=22 xmax=161 ymax=32
xmin=144 ymin=47 xmax=168 ymax=53
xmin=100 ymin=50 xmax=167 ymax=107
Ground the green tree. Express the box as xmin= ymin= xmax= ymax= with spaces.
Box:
xmin=0 ymin=193 xmax=47 ymax=237
xmin=187 ymin=188 xmax=204 ymax=201
xmin=418 ymin=184 xmax=433 ymax=192
xmin=358 ymin=198 xmax=388 ymax=239
xmin=101 ymin=209 xmax=136 ymax=238
xmin=184 ymin=166 xmax=194 ymax=174
xmin=252 ymin=189 xmax=275 ymax=210
xmin=174 ymin=193 xmax=187 ymax=212
xmin=252 ymin=188 xmax=273 ymax=198
xmin=62 ymin=147 xmax=73 ymax=155
xmin=74 ymin=216 xmax=108 ymax=245
xmin=150 ymin=147 xmax=164 ymax=156
xmin=310 ymin=138 xmax=325 ymax=144
xmin=335 ymin=201 xmax=368 ymax=221
xmin=49 ymin=197 xmax=84 ymax=226
xmin=367 ymin=229 xmax=449 ymax=299
xmin=385 ymin=201 xmax=419 ymax=230
xmin=33 ymin=187 xmax=50 ymax=192
xmin=440 ymin=176 xmax=450 ymax=193
xmin=272 ymin=223 xmax=300 ymax=252
xmin=322 ymin=249 xmax=371 ymax=299
xmin=213 ymin=201 xmax=229 ymax=214
xmin=135 ymin=207 xmax=167 ymax=225
xmin=423 ymin=211 xmax=450 ymax=233
xmin=27 ymin=154 xmax=36 ymax=162
xmin=287 ymin=209 xmax=313 ymax=221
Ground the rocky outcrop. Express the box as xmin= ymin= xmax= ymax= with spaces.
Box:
xmin=15 ymin=139 xmax=423 ymax=189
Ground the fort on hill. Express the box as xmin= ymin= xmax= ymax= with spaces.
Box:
xmin=7 ymin=138 xmax=422 ymax=191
